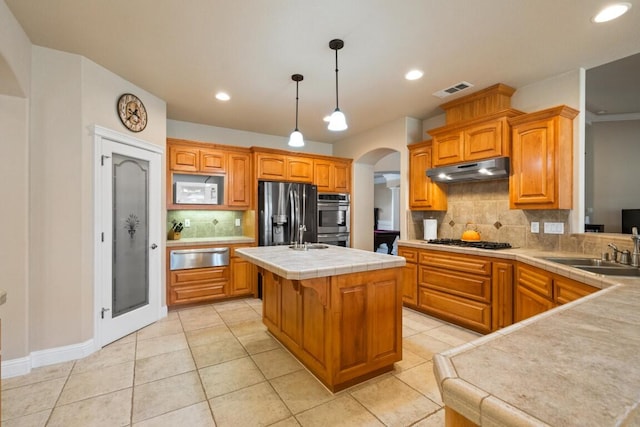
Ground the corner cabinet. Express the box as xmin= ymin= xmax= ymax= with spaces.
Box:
xmin=509 ymin=105 xmax=579 ymax=210
xmin=408 ymin=141 xmax=447 ymax=210
xmin=254 ymin=151 xmax=313 ymax=183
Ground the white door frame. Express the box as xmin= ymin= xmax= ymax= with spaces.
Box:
xmin=92 ymin=125 xmax=165 ymax=348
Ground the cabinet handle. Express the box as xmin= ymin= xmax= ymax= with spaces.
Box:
xmin=151 ymin=243 xmax=158 ymax=249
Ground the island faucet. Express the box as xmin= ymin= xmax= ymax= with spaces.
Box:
xmin=299 ymin=224 xmax=306 ymax=247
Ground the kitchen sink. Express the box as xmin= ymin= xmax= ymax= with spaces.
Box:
xmin=289 ymin=243 xmax=330 ymax=250
xmin=542 ymin=257 xmax=621 ymax=267
xmin=542 ymin=257 xmax=640 ymax=276
xmin=574 ymin=266 xmax=640 ymax=277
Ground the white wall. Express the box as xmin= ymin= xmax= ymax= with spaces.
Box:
xmin=588 ymin=120 xmax=640 ymax=232
xmin=0 ymin=0 xmax=31 ymax=362
xmin=333 ymin=117 xmax=422 ymax=250
xmin=167 ymin=120 xmax=333 ymax=154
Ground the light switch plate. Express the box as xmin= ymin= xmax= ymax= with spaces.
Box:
xmin=235 ymin=218 xmax=241 ymax=226
xmin=531 ymin=222 xmax=539 ymax=233
xmin=544 ymin=222 xmax=564 ymax=234
xmin=184 ymin=219 xmax=190 ymax=227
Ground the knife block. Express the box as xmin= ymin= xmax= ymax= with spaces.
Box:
xmin=168 ymin=230 xmax=181 ymax=240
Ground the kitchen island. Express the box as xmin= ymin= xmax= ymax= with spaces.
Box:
xmin=235 ymin=245 xmax=405 ymax=392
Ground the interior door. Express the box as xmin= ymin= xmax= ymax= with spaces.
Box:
xmin=98 ymin=135 xmax=162 ymax=346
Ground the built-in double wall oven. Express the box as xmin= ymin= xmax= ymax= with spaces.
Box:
xmin=317 ymin=193 xmax=350 ymax=247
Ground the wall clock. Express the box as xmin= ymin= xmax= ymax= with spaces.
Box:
xmin=117 ymin=93 xmax=148 ymax=132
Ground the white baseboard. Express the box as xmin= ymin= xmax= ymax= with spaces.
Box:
xmin=2 ymin=339 xmax=97 ymax=379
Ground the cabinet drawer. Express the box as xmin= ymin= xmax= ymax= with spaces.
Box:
xmin=398 ymin=247 xmax=418 ymax=263
xmin=171 ymin=283 xmax=228 ymax=305
xmin=419 ymin=266 xmax=491 ymax=302
xmin=171 ymin=267 xmax=229 ymax=286
xmin=419 ymin=251 xmax=491 ymax=275
xmin=516 ymin=264 xmax=552 ymax=298
xmin=418 ymin=287 xmax=491 ymax=334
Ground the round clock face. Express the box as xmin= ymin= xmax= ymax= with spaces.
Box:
xmin=117 ymin=93 xmax=148 ymax=132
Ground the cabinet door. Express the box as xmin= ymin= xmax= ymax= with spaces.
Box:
xmin=554 ymin=277 xmax=597 ymax=305
xmin=491 ymin=261 xmax=513 ymax=331
xmin=418 ymin=287 xmax=491 ymax=334
xmin=287 ymin=156 xmax=314 ymax=183
xmin=313 ymin=160 xmax=332 ymax=192
xmin=168 ymin=267 xmax=229 ymax=306
xmin=463 ymin=119 xmax=507 ymax=161
xmin=199 ymin=149 xmax=226 ymax=173
xmin=332 ymin=161 xmax=351 ymax=193
xmin=230 ymin=257 xmax=254 ymax=296
xmin=256 ymin=153 xmax=287 ymax=180
xmin=398 ymin=247 xmax=418 ymax=306
xmin=261 ymin=271 xmax=281 ymax=331
xmin=516 ymin=264 xmax=553 ymax=299
xmin=408 ymin=143 xmax=446 ymax=210
xmin=514 ymin=283 xmax=554 ymax=322
xmin=169 ymin=146 xmax=199 ymax=171
xmin=228 ymin=152 xmax=251 ymax=207
xmin=432 ymin=131 xmax=464 ymax=166
xmin=510 ymin=118 xmax=556 ymax=207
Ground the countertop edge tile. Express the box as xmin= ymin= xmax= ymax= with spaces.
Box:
xmin=432 ymin=353 xmax=458 ymax=395
xmin=481 ymin=395 xmax=551 ymax=427
xmin=442 ymin=378 xmax=489 ymax=425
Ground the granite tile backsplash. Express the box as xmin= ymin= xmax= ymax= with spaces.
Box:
xmin=167 ymin=210 xmax=245 ymax=239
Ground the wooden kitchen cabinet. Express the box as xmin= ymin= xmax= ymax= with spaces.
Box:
xmin=509 ymin=105 xmax=579 ymax=209
xmin=167 ymin=138 xmax=252 ymax=210
xmin=514 ymin=263 xmax=554 ymax=322
xmin=313 ymin=158 xmax=352 ymax=193
xmin=166 ymin=243 xmax=256 ymax=307
xmin=255 ymin=151 xmax=313 ymax=183
xmin=227 ymin=152 xmax=251 ymax=207
xmin=417 ymin=250 xmax=493 ymax=333
xmin=397 ymin=246 xmax=418 ymax=306
xmin=492 ymin=261 xmax=514 ymax=330
xmin=408 ymin=140 xmax=447 ymax=210
xmin=554 ymin=276 xmax=597 ymax=305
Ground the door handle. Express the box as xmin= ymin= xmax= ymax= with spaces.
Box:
xmin=150 ymin=243 xmax=158 ymax=249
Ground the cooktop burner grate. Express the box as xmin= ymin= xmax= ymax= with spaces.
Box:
xmin=427 ymin=238 xmax=512 ymax=250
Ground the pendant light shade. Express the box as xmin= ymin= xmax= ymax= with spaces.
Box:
xmin=288 ymin=74 xmax=305 ymax=147
xmin=328 ymin=39 xmax=348 ymax=131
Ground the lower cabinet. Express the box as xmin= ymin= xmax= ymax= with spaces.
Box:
xmin=398 ymin=247 xmax=418 ymax=306
xmin=514 ymin=263 xmax=598 ymax=322
xmin=167 ymin=243 xmax=256 ymax=307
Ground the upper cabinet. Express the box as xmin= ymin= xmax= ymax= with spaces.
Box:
xmin=254 ymin=151 xmax=314 ymax=183
xmin=508 ymin=105 xmax=579 ymax=210
xmin=313 ymin=158 xmax=352 ymax=193
xmin=167 ymin=138 xmax=252 ymax=210
xmin=427 ymin=84 xmax=523 ymax=167
xmin=408 ymin=140 xmax=447 ymax=210
xmin=254 ymin=148 xmax=352 ymax=193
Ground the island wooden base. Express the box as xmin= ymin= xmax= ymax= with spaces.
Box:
xmin=260 ymin=267 xmax=403 ymax=392
xmin=445 ymin=406 xmax=479 ymax=427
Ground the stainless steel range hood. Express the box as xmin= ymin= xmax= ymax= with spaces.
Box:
xmin=426 ymin=157 xmax=509 ymax=183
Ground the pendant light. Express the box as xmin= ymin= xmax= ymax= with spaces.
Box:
xmin=328 ymin=39 xmax=348 ymax=131
xmin=288 ymin=74 xmax=305 ymax=147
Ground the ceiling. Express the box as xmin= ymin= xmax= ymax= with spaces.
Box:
xmin=6 ymin=0 xmax=640 ymax=143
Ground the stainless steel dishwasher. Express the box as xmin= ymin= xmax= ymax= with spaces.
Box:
xmin=170 ymin=247 xmax=230 ymax=270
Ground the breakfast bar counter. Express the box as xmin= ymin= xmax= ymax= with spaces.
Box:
xmin=236 ymin=245 xmax=405 ymax=392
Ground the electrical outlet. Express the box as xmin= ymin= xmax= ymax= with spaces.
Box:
xmin=184 ymin=219 xmax=190 ymax=227
xmin=543 ymin=222 xmax=564 ymax=234
xmin=531 ymin=222 xmax=539 ymax=233
xmin=235 ymin=218 xmax=241 ymax=227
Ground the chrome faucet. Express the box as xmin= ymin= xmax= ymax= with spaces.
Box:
xmin=632 ymin=227 xmax=640 ymax=267
xmin=608 ymin=243 xmax=620 ymax=263
xmin=298 ymin=224 xmax=306 ymax=247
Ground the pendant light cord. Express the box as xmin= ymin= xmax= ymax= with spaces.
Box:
xmin=334 ymin=48 xmax=340 ymax=110
xmin=295 ymin=80 xmax=300 ymax=130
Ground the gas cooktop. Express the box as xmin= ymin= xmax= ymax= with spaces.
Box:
xmin=427 ymin=238 xmax=512 ymax=250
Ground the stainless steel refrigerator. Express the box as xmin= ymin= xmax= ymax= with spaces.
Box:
xmin=258 ymin=181 xmax=317 ymax=246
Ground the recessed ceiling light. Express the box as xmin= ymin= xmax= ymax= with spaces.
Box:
xmin=592 ymin=3 xmax=631 ymax=23
xmin=215 ymin=92 xmax=231 ymax=101
xmin=405 ymin=69 xmax=424 ymax=81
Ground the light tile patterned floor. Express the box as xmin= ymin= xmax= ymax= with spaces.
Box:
xmin=1 ymin=298 xmax=480 ymax=426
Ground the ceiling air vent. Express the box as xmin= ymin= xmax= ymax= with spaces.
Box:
xmin=432 ymin=81 xmax=474 ymax=98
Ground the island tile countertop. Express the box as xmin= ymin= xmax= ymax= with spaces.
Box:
xmin=0 ymin=289 xmax=6 ymax=306
xmin=397 ymin=240 xmax=640 ymax=426
xmin=166 ymin=236 xmax=255 ymax=248
xmin=235 ymin=245 xmax=405 ymax=280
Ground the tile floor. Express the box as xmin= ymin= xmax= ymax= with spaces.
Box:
xmin=1 ymin=298 xmax=480 ymax=426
